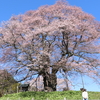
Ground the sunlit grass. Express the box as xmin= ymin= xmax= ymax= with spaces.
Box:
xmin=0 ymin=91 xmax=100 ymax=100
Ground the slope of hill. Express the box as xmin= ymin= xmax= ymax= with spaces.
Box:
xmin=0 ymin=91 xmax=100 ymax=100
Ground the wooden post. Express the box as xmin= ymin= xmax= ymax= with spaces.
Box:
xmin=32 ymin=98 xmax=34 ymax=100
xmin=17 ymin=85 xmax=19 ymax=93
xmin=46 ymin=98 xmax=49 ymax=100
xmin=64 ymin=97 xmax=67 ymax=100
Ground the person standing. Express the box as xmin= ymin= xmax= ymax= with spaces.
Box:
xmin=82 ymin=89 xmax=88 ymax=100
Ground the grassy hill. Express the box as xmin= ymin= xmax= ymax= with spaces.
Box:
xmin=0 ymin=91 xmax=100 ymax=100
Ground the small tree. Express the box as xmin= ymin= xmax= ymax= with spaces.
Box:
xmin=0 ymin=70 xmax=17 ymax=94
xmin=0 ymin=0 xmax=100 ymax=91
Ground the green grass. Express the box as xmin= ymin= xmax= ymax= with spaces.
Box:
xmin=0 ymin=91 xmax=100 ymax=100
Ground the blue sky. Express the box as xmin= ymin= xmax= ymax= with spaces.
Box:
xmin=0 ymin=0 xmax=100 ymax=92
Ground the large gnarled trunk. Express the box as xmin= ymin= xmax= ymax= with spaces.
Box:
xmin=41 ymin=67 xmax=58 ymax=91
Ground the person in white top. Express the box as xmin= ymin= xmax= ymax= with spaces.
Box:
xmin=82 ymin=89 xmax=88 ymax=100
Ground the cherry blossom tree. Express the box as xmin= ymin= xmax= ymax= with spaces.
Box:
xmin=0 ymin=0 xmax=100 ymax=91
